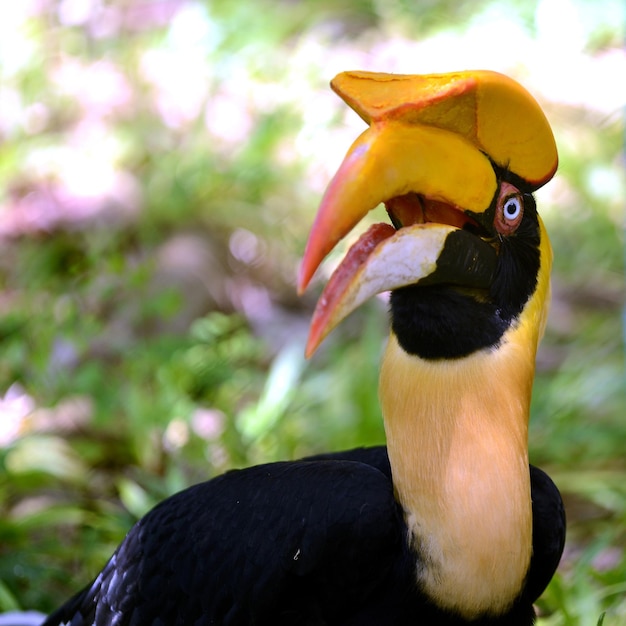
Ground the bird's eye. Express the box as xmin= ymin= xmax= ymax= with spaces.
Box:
xmin=494 ymin=183 xmax=524 ymax=235
xmin=503 ymin=196 xmax=522 ymax=222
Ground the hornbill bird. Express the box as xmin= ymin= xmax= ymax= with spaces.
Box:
xmin=42 ymin=70 xmax=565 ymax=626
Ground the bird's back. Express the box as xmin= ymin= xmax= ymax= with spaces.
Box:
xmin=43 ymin=450 xmax=411 ymax=626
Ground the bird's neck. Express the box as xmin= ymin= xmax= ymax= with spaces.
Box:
xmin=380 ymin=332 xmax=537 ymax=618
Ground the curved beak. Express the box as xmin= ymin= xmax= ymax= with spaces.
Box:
xmin=298 ymin=121 xmax=497 ymax=292
xmin=300 ymin=70 xmax=558 ymax=357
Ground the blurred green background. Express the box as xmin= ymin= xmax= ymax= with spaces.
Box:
xmin=0 ymin=0 xmax=624 ymax=622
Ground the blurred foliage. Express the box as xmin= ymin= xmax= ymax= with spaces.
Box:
xmin=0 ymin=0 xmax=624 ymax=623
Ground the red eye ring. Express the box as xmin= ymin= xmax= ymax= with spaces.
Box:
xmin=494 ymin=182 xmax=524 ymax=235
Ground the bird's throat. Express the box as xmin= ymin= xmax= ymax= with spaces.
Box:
xmin=380 ymin=333 xmax=535 ymax=618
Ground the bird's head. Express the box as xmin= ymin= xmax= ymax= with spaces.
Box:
xmin=299 ymin=70 xmax=556 ymax=360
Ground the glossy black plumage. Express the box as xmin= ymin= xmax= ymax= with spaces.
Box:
xmin=43 ymin=446 xmax=564 ymax=626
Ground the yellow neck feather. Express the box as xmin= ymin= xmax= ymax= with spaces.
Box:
xmin=380 ymin=329 xmax=537 ymax=618
xmin=379 ymin=217 xmax=551 ymax=618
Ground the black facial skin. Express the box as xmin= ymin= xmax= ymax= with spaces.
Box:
xmin=390 ymin=171 xmax=541 ymax=360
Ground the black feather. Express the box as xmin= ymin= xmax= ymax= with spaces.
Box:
xmin=43 ymin=447 xmax=564 ymax=626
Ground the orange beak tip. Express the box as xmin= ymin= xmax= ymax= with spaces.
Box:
xmin=296 ymin=271 xmax=308 ymax=296
xmin=304 ymin=315 xmax=327 ymax=358
xmin=304 ymin=337 xmax=318 ymax=360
